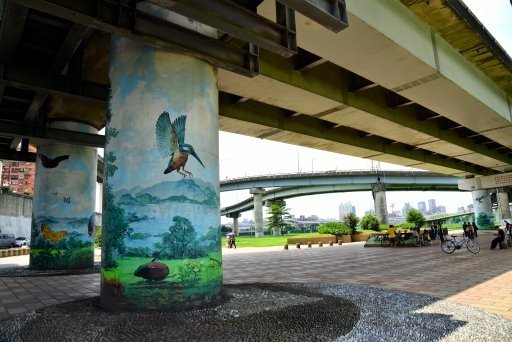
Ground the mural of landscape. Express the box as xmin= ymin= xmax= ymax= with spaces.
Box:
xmin=30 ymin=123 xmax=97 ymax=270
xmin=101 ymin=36 xmax=221 ymax=310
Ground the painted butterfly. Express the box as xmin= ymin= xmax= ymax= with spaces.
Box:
xmin=41 ymin=223 xmax=68 ymax=243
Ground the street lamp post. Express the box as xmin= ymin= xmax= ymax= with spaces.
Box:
xmin=311 ymin=158 xmax=318 ymax=173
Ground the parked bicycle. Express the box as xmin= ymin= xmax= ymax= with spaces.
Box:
xmin=441 ymin=235 xmax=480 ymax=254
xmin=378 ymin=233 xmax=409 ymax=247
xmin=413 ymin=235 xmax=431 ymax=247
xmin=378 ymin=234 xmax=392 ymax=247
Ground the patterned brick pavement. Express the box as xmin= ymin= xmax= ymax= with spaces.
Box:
xmin=1 ymin=232 xmax=511 ymax=320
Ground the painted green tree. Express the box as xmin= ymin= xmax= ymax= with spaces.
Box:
xmin=265 ymin=202 xmax=294 ymax=236
xmin=102 ymin=96 xmax=133 ymax=268
xmin=160 ymin=216 xmax=198 ymax=259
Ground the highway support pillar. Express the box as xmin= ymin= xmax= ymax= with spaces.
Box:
xmin=100 ymin=35 xmax=221 ymax=311
xmin=30 ymin=122 xmax=97 ymax=270
xmin=250 ymin=187 xmax=266 ymax=237
xmin=227 ymin=212 xmax=241 ymax=236
xmin=471 ymin=190 xmax=494 ymax=230
xmin=497 ymin=187 xmax=511 ymax=225
xmin=372 ymin=183 xmax=388 ymax=225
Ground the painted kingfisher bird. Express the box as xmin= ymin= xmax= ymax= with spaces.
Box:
xmin=155 ymin=111 xmax=205 ymax=177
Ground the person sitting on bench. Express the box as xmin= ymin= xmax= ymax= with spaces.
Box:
xmin=490 ymin=225 xmax=506 ymax=250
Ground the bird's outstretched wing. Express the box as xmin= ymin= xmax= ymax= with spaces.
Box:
xmin=156 ymin=111 xmax=178 ymax=157
xmin=53 ymin=155 xmax=69 ymax=163
xmin=172 ymin=115 xmax=187 ymax=146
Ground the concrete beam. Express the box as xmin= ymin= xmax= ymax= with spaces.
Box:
xmin=146 ymin=0 xmax=297 ymax=58
xmin=14 ymin=0 xmax=259 ymax=77
xmin=257 ymin=51 xmax=512 ymax=167
xmin=0 ymin=119 xmax=105 ymax=148
xmin=219 ymin=92 xmax=496 ymax=176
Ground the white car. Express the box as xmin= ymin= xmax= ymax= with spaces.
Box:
xmin=14 ymin=237 xmax=30 ymax=247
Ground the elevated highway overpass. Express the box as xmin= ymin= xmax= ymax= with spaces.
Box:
xmin=220 ymin=170 xmax=460 ymax=215
xmin=0 ymin=0 xmax=511 ymax=178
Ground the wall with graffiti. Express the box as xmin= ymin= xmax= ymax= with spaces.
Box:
xmin=101 ymin=36 xmax=221 ymax=310
xmin=30 ymin=122 xmax=97 ymax=270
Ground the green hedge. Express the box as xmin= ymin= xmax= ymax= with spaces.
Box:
xmin=318 ymin=222 xmax=351 ymax=235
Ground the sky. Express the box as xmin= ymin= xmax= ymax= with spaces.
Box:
xmin=218 ymin=0 xmax=512 ymax=223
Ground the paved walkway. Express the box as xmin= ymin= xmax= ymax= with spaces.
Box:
xmin=1 ymin=232 xmax=511 ymax=321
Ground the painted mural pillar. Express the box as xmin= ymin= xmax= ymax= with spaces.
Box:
xmin=226 ymin=213 xmax=241 ymax=236
xmin=30 ymin=121 xmax=97 ymax=270
xmin=372 ymin=183 xmax=388 ymax=224
xmin=472 ymin=189 xmax=494 ymax=230
xmin=250 ymin=187 xmax=265 ymax=237
xmin=497 ymin=188 xmax=511 ymax=225
xmin=100 ymin=36 xmax=221 ymax=311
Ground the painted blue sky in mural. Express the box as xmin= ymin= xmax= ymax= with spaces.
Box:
xmin=109 ymin=37 xmax=219 ymax=193
xmin=34 ymin=145 xmax=97 ymax=219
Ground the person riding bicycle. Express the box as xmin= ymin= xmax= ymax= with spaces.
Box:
xmin=388 ymin=224 xmax=396 ymax=247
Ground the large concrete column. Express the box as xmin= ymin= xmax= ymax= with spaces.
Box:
xmin=250 ymin=187 xmax=265 ymax=237
xmin=372 ymin=183 xmax=388 ymax=224
xmin=227 ymin=213 xmax=241 ymax=236
xmin=497 ymin=187 xmax=511 ymax=225
xmin=30 ymin=122 xmax=97 ymax=270
xmin=472 ymin=189 xmax=494 ymax=230
xmin=100 ymin=36 xmax=221 ymax=311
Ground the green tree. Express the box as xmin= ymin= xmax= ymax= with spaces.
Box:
xmin=161 ymin=216 xmax=197 ymax=259
xmin=265 ymin=202 xmax=294 ymax=236
xmin=343 ymin=212 xmax=360 ymax=234
xmin=1 ymin=186 xmax=11 ymax=194
xmin=360 ymin=214 xmax=380 ymax=231
xmin=317 ymin=222 xmax=351 ymax=235
xmin=406 ymin=208 xmax=426 ymax=228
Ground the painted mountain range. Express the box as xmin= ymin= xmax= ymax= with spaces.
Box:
xmin=115 ymin=179 xmax=219 ymax=208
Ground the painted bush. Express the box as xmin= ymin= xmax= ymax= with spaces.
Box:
xmin=101 ymin=36 xmax=221 ymax=310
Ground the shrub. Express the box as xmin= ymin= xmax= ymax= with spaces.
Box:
xmin=406 ymin=208 xmax=426 ymax=228
xmin=318 ymin=222 xmax=351 ymax=235
xmin=360 ymin=214 xmax=380 ymax=231
xmin=399 ymin=222 xmax=416 ymax=230
xmin=343 ymin=213 xmax=360 ymax=234
xmin=378 ymin=224 xmax=388 ymax=231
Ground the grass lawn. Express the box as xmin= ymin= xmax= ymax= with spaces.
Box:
xmin=221 ymin=232 xmax=325 ymax=248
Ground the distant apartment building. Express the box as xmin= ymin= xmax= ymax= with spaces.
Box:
xmin=428 ymin=199 xmax=437 ymax=214
xmin=401 ymin=202 xmax=411 ymax=217
xmin=1 ymin=159 xmax=36 ymax=194
xmin=339 ymin=202 xmax=355 ymax=220
xmin=457 ymin=206 xmax=466 ymax=214
xmin=436 ymin=205 xmax=447 ymax=214
xmin=417 ymin=201 xmax=427 ymax=214
xmin=364 ymin=208 xmax=375 ymax=216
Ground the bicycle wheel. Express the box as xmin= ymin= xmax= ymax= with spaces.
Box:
xmin=466 ymin=239 xmax=480 ymax=254
xmin=441 ymin=240 xmax=456 ymax=254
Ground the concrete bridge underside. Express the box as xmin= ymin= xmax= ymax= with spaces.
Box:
xmin=0 ymin=0 xmax=511 ymax=179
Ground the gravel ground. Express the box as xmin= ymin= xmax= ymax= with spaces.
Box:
xmin=0 ymin=283 xmax=510 ymax=341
